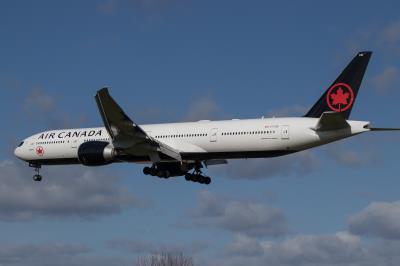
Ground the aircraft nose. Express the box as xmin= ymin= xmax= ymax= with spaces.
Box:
xmin=14 ymin=147 xmax=22 ymax=159
xmin=14 ymin=141 xmax=26 ymax=160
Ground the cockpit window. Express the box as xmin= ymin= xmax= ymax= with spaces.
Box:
xmin=18 ymin=141 xmax=24 ymax=147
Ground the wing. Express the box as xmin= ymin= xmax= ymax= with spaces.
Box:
xmin=95 ymin=88 xmax=182 ymax=162
xmin=312 ymin=111 xmax=350 ymax=131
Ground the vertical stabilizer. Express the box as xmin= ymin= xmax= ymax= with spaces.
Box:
xmin=305 ymin=51 xmax=372 ymax=119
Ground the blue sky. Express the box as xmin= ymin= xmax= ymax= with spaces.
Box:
xmin=1 ymin=1 xmax=400 ymax=265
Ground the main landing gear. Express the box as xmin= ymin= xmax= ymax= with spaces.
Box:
xmin=185 ymin=172 xmax=211 ymax=185
xmin=143 ymin=166 xmax=171 ymax=179
xmin=29 ymin=163 xmax=42 ymax=182
xmin=143 ymin=163 xmax=212 ymax=185
xmin=184 ymin=163 xmax=211 ymax=185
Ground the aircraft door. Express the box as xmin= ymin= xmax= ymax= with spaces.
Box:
xmin=210 ymin=128 xmax=218 ymax=142
xmin=280 ymin=125 xmax=289 ymax=140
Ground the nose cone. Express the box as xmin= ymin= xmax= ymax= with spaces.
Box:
xmin=14 ymin=142 xmax=28 ymax=161
xmin=14 ymin=147 xmax=23 ymax=160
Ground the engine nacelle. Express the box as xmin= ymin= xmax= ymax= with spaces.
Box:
xmin=77 ymin=141 xmax=115 ymax=166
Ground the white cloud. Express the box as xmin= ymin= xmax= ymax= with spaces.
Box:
xmin=108 ymin=239 xmax=208 ymax=255
xmin=264 ymin=232 xmax=366 ymax=265
xmin=211 ymin=151 xmax=319 ymax=180
xmin=321 ymin=138 xmax=375 ymax=168
xmin=381 ymin=20 xmax=400 ymax=44
xmin=370 ymin=66 xmax=400 ymax=92
xmin=21 ymin=88 xmax=88 ymax=129
xmin=349 ymin=201 xmax=400 ymax=239
xmin=345 ymin=19 xmax=400 ymax=62
xmin=204 ymin=199 xmax=400 ymax=266
xmin=97 ymin=0 xmax=119 ymax=15
xmin=184 ymin=96 xmax=224 ymax=122
xmin=267 ymin=105 xmax=308 ymax=117
xmin=191 ymin=191 xmax=287 ymax=237
xmin=0 ymin=242 xmax=127 ymax=266
xmin=24 ymin=88 xmax=55 ymax=113
xmin=0 ymin=160 xmax=148 ymax=221
xmin=211 ymin=232 xmax=373 ymax=266
xmin=224 ymin=234 xmax=264 ymax=257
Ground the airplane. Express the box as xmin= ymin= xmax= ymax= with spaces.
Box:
xmin=14 ymin=51 xmax=400 ymax=184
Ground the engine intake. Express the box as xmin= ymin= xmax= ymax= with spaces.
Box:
xmin=78 ymin=141 xmax=115 ymax=166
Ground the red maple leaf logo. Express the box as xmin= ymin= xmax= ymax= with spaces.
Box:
xmin=326 ymin=83 xmax=354 ymax=112
xmin=36 ymin=146 xmax=44 ymax=156
xmin=330 ymin=87 xmax=350 ymax=106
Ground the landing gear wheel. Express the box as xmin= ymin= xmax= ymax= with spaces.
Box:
xmin=144 ymin=165 xmax=171 ymax=179
xmin=157 ymin=170 xmax=165 ymax=178
xmin=164 ymin=170 xmax=170 ymax=179
xmin=197 ymin=175 xmax=205 ymax=184
xmin=203 ymin=176 xmax=211 ymax=185
xmin=184 ymin=171 xmax=211 ymax=185
xmin=29 ymin=163 xmax=43 ymax=182
xmin=185 ymin=173 xmax=192 ymax=181
xmin=143 ymin=167 xmax=151 ymax=175
xmin=149 ymin=167 xmax=157 ymax=176
xmin=33 ymin=174 xmax=42 ymax=182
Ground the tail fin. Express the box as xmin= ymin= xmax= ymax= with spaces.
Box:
xmin=304 ymin=51 xmax=372 ymax=119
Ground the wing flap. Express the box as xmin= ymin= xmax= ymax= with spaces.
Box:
xmin=157 ymin=142 xmax=182 ymax=161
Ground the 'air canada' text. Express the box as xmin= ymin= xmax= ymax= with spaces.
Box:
xmin=38 ymin=130 xmax=103 ymax=140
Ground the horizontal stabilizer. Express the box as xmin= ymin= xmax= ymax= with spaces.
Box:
xmin=313 ymin=111 xmax=350 ymax=131
xmin=205 ymin=159 xmax=228 ymax=167
xmin=370 ymin=127 xmax=400 ymax=131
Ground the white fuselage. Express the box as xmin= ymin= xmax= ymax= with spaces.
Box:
xmin=14 ymin=117 xmax=370 ymax=165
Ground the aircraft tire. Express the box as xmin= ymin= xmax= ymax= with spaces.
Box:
xmin=185 ymin=173 xmax=192 ymax=181
xmin=143 ymin=167 xmax=151 ymax=175
xmin=164 ymin=170 xmax=170 ymax=179
xmin=149 ymin=168 xmax=157 ymax=176
xmin=157 ymin=170 xmax=165 ymax=178
xmin=33 ymin=174 xmax=42 ymax=182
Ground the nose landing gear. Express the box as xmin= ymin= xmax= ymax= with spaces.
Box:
xmin=29 ymin=163 xmax=42 ymax=182
xmin=33 ymin=174 xmax=42 ymax=182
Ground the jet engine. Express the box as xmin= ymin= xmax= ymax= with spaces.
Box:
xmin=78 ymin=141 xmax=115 ymax=166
